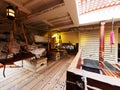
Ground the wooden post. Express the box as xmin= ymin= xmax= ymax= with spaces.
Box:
xmin=48 ymin=31 xmax=52 ymax=51
xmin=8 ymin=20 xmax=16 ymax=54
xmin=21 ymin=23 xmax=28 ymax=50
xmin=8 ymin=31 xmax=14 ymax=53
xmin=13 ymin=20 xmax=16 ymax=32
xmin=99 ymin=21 xmax=105 ymax=68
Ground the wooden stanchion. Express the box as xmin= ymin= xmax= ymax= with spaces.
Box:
xmin=99 ymin=21 xmax=105 ymax=68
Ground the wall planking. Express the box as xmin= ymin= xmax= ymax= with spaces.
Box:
xmin=78 ymin=26 xmax=118 ymax=63
xmin=79 ymin=29 xmax=99 ymax=60
xmin=61 ymin=31 xmax=79 ymax=45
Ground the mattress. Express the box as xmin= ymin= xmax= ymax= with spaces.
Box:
xmin=29 ymin=48 xmax=46 ymax=59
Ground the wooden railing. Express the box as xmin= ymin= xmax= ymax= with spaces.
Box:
xmin=68 ymin=49 xmax=82 ymax=69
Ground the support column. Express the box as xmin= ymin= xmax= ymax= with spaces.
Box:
xmin=48 ymin=31 xmax=52 ymax=51
xmin=21 ymin=23 xmax=28 ymax=50
xmin=8 ymin=31 xmax=14 ymax=53
xmin=99 ymin=21 xmax=105 ymax=68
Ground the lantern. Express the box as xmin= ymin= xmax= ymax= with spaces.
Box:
xmin=6 ymin=6 xmax=15 ymax=20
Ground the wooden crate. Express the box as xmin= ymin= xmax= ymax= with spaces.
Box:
xmin=49 ymin=51 xmax=60 ymax=60
xmin=15 ymin=57 xmax=47 ymax=72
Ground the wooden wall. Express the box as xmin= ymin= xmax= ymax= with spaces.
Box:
xmin=61 ymin=32 xmax=79 ymax=45
xmin=118 ymin=30 xmax=120 ymax=44
xmin=78 ymin=26 xmax=118 ymax=63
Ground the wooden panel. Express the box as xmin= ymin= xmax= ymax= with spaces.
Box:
xmin=104 ymin=27 xmax=117 ymax=63
xmin=79 ymin=26 xmax=118 ymax=63
xmin=79 ymin=30 xmax=99 ymax=60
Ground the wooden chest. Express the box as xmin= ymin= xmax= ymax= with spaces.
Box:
xmin=15 ymin=57 xmax=47 ymax=72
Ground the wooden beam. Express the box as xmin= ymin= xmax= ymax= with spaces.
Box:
xmin=99 ymin=21 xmax=105 ymax=68
xmin=5 ymin=0 xmax=31 ymax=14
xmin=48 ymin=32 xmax=52 ymax=51
xmin=42 ymin=20 xmax=54 ymax=27
xmin=8 ymin=31 xmax=14 ymax=53
xmin=21 ymin=23 xmax=28 ymax=50
xmin=13 ymin=20 xmax=16 ymax=32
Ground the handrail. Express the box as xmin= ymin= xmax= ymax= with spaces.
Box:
xmin=68 ymin=48 xmax=82 ymax=69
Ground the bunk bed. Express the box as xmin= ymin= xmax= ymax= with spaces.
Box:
xmin=0 ymin=23 xmax=48 ymax=77
xmin=18 ymin=44 xmax=47 ymax=72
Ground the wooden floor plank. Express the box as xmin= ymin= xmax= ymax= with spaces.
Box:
xmin=31 ymin=58 xmax=67 ymax=90
xmin=0 ymin=68 xmax=27 ymax=88
xmin=21 ymin=60 xmax=57 ymax=90
xmin=0 ymin=67 xmax=24 ymax=80
xmin=42 ymin=59 xmax=71 ymax=90
xmin=53 ymin=83 xmax=64 ymax=90
xmin=58 ymin=71 xmax=66 ymax=86
xmin=0 ymin=70 xmax=31 ymax=89
xmin=9 ymin=72 xmax=36 ymax=90
xmin=0 ymin=55 xmax=74 ymax=90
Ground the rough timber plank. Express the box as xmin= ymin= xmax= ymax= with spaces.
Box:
xmin=52 ymin=72 xmax=66 ymax=90
xmin=9 ymin=72 xmax=36 ymax=90
xmin=31 ymin=59 xmax=66 ymax=90
xmin=42 ymin=59 xmax=70 ymax=90
xmin=21 ymin=74 xmax=44 ymax=90
xmin=0 ymin=70 xmax=31 ymax=89
xmin=64 ymin=85 xmax=66 ymax=90
xmin=0 ymin=67 xmax=25 ymax=81
xmin=22 ymin=58 xmax=65 ymax=90
xmin=0 ymin=55 xmax=74 ymax=90
xmin=21 ymin=60 xmax=56 ymax=90
xmin=55 ymin=57 xmax=74 ymax=90
xmin=0 ymin=68 xmax=27 ymax=87
xmin=31 ymin=56 xmax=72 ymax=90
xmin=58 ymin=71 xmax=66 ymax=86
xmin=53 ymin=83 xmax=64 ymax=90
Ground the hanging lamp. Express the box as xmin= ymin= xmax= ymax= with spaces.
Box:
xmin=6 ymin=6 xmax=15 ymax=20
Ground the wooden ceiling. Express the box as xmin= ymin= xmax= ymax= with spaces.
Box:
xmin=0 ymin=0 xmax=79 ymax=35
xmin=1 ymin=0 xmax=120 ymax=35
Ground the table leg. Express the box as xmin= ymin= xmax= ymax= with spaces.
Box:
xmin=3 ymin=65 xmax=6 ymax=77
xmin=22 ymin=60 xmax=23 ymax=67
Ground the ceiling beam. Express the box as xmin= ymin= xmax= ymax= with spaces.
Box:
xmin=42 ymin=20 xmax=54 ymax=27
xmin=5 ymin=0 xmax=31 ymax=14
xmin=24 ymin=0 xmax=42 ymax=8
xmin=48 ymin=15 xmax=70 ymax=23
xmin=64 ymin=0 xmax=79 ymax=25
xmin=27 ymin=3 xmax=65 ymax=20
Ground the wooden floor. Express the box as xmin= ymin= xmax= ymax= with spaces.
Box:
xmin=0 ymin=55 xmax=74 ymax=90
